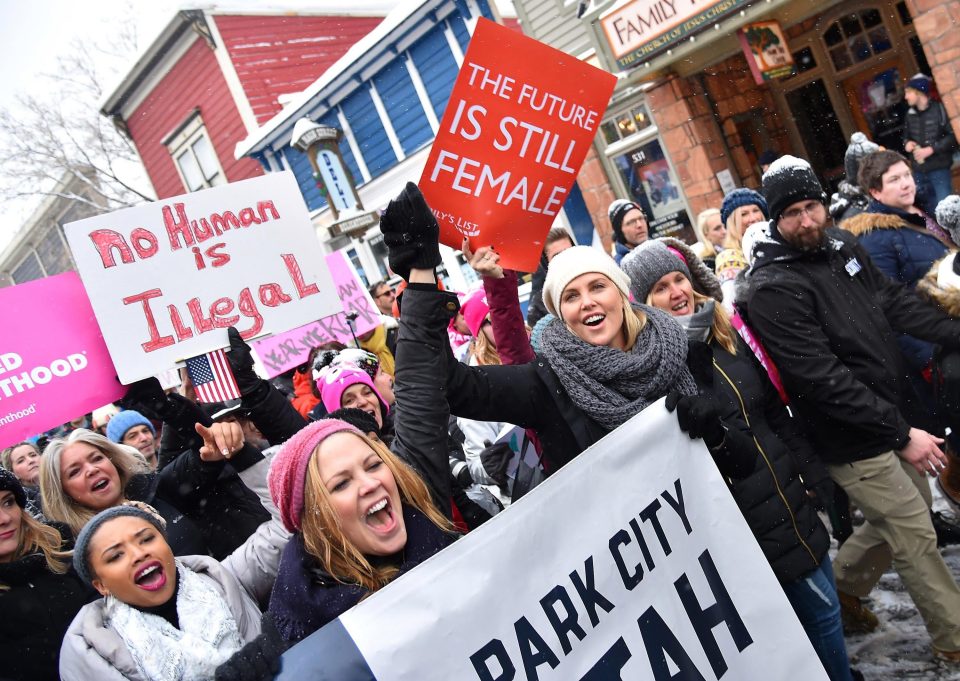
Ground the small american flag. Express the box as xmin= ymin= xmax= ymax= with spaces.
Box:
xmin=184 ymin=349 xmax=240 ymax=403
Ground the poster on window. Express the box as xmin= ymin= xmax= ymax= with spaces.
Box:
xmin=739 ymin=21 xmax=796 ymax=85
xmin=613 ymin=140 xmax=696 ymax=243
xmin=63 ymin=171 xmax=340 ymax=384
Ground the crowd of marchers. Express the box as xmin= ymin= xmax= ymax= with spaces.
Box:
xmin=3 ymin=71 xmax=960 ymax=681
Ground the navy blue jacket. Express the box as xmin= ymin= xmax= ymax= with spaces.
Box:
xmin=841 ymin=201 xmax=952 ymax=371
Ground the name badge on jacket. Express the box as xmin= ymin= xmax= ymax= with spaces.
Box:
xmin=845 ymin=258 xmax=862 ymax=277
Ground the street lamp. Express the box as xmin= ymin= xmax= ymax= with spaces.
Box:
xmin=290 ymin=118 xmax=379 ymax=238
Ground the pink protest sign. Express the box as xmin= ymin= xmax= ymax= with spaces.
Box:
xmin=0 ymin=272 xmax=125 ymax=448
xmin=250 ymin=251 xmax=381 ymax=377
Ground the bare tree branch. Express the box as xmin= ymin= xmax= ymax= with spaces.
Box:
xmin=0 ymin=12 xmax=153 ymax=234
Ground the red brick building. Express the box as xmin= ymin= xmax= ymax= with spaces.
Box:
xmin=517 ymin=0 xmax=960 ymax=252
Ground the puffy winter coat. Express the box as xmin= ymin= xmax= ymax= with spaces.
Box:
xmin=59 ymin=449 xmax=289 ymax=680
xmin=427 ymin=283 xmax=613 ymax=472
xmin=0 ymin=524 xmax=96 ymax=681
xmin=707 ymin=338 xmax=831 ymax=582
xmin=59 ymin=556 xmax=267 ymax=681
xmin=904 ymin=100 xmax=958 ymax=172
xmin=842 ymin=202 xmax=952 ymax=371
xmin=744 ymin=227 xmax=960 ymax=463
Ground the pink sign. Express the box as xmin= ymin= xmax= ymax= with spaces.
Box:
xmin=0 ymin=273 xmax=125 ymax=448
xmin=251 ymin=252 xmax=381 ymax=377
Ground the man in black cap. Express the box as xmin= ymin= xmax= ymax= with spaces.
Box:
xmin=607 ymin=199 xmax=648 ymax=264
xmin=743 ymin=155 xmax=960 ymax=662
xmin=904 ymin=73 xmax=958 ymax=213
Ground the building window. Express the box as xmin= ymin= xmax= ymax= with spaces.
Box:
xmin=822 ymin=9 xmax=892 ymax=72
xmin=601 ymin=104 xmax=654 ymax=144
xmin=12 ymin=251 xmax=44 ymax=284
xmin=164 ymin=112 xmax=225 ymax=192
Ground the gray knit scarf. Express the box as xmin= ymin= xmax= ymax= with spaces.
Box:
xmin=540 ymin=304 xmax=698 ymax=431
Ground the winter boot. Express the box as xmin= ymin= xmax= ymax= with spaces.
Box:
xmin=838 ymin=591 xmax=878 ymax=634
xmin=933 ymin=647 xmax=960 ymax=664
xmin=932 ymin=510 xmax=960 ymax=548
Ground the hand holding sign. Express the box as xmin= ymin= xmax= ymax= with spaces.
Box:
xmin=462 ymin=239 xmax=504 ymax=280
xmin=419 ymin=19 xmax=616 ymax=272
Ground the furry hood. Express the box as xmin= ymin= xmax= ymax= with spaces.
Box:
xmin=917 ymin=252 xmax=960 ymax=317
xmin=840 ymin=211 xmax=911 ymax=237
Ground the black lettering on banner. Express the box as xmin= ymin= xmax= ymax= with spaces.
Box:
xmin=470 ymin=639 xmax=516 ymax=681
xmin=675 ymin=549 xmax=753 ymax=678
xmin=628 ymin=518 xmax=656 ymax=572
xmin=569 ymin=556 xmax=616 ymax=627
xmin=539 ymin=585 xmax=587 ymax=655
xmin=609 ymin=529 xmax=642 ymax=590
xmin=637 ymin=607 xmax=707 ymax=681
xmin=662 ymin=478 xmax=692 ymax=535
xmin=515 ymin=616 xmax=560 ymax=681
xmin=578 ymin=638 xmax=632 ymax=681
xmin=639 ymin=499 xmax=672 ymax=556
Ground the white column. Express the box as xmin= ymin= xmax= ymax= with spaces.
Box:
xmin=368 ymin=82 xmax=405 ymax=162
xmin=337 ymin=107 xmax=372 ymax=183
xmin=405 ymin=53 xmax=439 ymax=134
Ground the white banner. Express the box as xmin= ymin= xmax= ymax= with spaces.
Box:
xmin=280 ymin=401 xmax=828 ymax=680
xmin=64 ymin=172 xmax=339 ymax=383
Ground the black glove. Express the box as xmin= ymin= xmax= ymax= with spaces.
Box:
xmin=379 ymin=182 xmax=441 ymax=280
xmin=686 ymin=340 xmax=714 ymax=387
xmin=215 ymin=614 xmax=286 ymax=681
xmin=120 ymin=377 xmax=171 ymax=420
xmin=450 ymin=456 xmax=472 ymax=488
xmin=226 ymin=327 xmax=262 ymax=397
xmin=480 ymin=442 xmax=513 ymax=489
xmin=665 ymin=390 xmax=725 ymax=448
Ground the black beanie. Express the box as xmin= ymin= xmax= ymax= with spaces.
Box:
xmin=0 ymin=468 xmax=26 ymax=508
xmin=608 ymin=200 xmax=643 ymax=244
xmin=761 ymin=155 xmax=827 ymax=224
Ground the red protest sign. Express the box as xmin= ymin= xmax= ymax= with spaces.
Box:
xmin=419 ymin=18 xmax=616 ymax=272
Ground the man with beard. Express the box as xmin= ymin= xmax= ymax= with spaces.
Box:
xmin=743 ymin=155 xmax=960 ymax=663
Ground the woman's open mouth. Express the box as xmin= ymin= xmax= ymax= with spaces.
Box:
xmin=364 ymin=498 xmax=399 ymax=535
xmin=90 ymin=478 xmax=110 ymax=493
xmin=583 ymin=314 xmax=605 ymax=327
xmin=134 ymin=561 xmax=168 ymax=591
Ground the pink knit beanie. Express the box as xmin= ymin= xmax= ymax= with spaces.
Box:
xmin=460 ymin=289 xmax=491 ymax=337
xmin=316 ymin=365 xmax=390 ymax=416
xmin=268 ymin=419 xmax=362 ymax=532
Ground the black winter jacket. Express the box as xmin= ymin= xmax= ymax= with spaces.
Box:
xmin=744 ymin=227 xmax=960 ymax=463
xmin=904 ymin=100 xmax=958 ymax=172
xmin=707 ymin=338 xmax=830 ymax=582
xmin=414 ymin=284 xmax=617 ymax=472
xmin=0 ymin=524 xmax=97 ymax=681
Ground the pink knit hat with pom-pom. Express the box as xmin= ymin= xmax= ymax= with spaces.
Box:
xmin=268 ymin=419 xmax=362 ymax=532
xmin=316 ymin=365 xmax=390 ymax=416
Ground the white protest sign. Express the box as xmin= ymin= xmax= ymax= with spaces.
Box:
xmin=64 ymin=172 xmax=339 ymax=384
xmin=279 ymin=402 xmax=828 ymax=680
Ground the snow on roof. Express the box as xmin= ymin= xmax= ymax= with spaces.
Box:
xmin=234 ymin=0 xmax=437 ymax=158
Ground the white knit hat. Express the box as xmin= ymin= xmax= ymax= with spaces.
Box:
xmin=542 ymin=246 xmax=632 ymax=318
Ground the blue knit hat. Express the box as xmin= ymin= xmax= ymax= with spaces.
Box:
xmin=720 ymin=188 xmax=769 ymax=226
xmin=906 ymin=74 xmax=932 ymax=96
xmin=105 ymin=410 xmax=155 ymax=444
xmin=73 ymin=504 xmax=167 ymax=586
